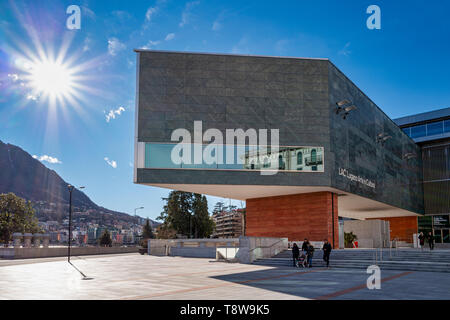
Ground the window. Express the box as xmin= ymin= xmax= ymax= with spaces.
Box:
xmin=427 ymin=121 xmax=443 ymax=136
xmin=444 ymin=120 xmax=450 ymax=133
xmin=143 ymin=143 xmax=325 ymax=172
xmin=311 ymin=149 xmax=317 ymax=163
xmin=297 ymin=152 xmax=303 ymax=165
xmin=402 ymin=127 xmax=411 ymax=137
xmin=278 ymin=155 xmax=285 ymax=170
xmin=410 ymin=125 xmax=426 ymax=138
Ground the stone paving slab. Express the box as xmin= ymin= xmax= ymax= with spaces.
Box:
xmin=1 ymin=254 xmax=449 ymax=300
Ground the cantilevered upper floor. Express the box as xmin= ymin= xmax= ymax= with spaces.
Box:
xmin=134 ymin=50 xmax=424 ymax=219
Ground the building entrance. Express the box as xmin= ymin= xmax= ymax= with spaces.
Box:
xmin=434 ymin=229 xmax=450 ymax=244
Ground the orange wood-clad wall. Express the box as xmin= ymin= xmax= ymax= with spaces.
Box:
xmin=246 ymin=192 xmax=339 ymax=248
xmin=369 ymin=216 xmax=418 ymax=243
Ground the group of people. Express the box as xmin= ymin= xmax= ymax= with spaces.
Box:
xmin=418 ymin=232 xmax=435 ymax=250
xmin=291 ymin=239 xmax=332 ymax=268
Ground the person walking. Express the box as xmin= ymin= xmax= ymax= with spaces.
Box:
xmin=418 ymin=232 xmax=425 ymax=251
xmin=306 ymin=243 xmax=314 ymax=268
xmin=292 ymin=243 xmax=300 ymax=267
xmin=427 ymin=232 xmax=434 ymax=250
xmin=322 ymin=239 xmax=332 ymax=268
xmin=301 ymin=238 xmax=309 ymax=255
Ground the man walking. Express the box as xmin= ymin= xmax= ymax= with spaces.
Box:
xmin=427 ymin=232 xmax=434 ymax=250
xmin=306 ymin=243 xmax=314 ymax=268
xmin=322 ymin=239 xmax=332 ymax=268
xmin=292 ymin=243 xmax=300 ymax=267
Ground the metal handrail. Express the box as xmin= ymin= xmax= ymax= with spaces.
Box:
xmin=248 ymin=239 xmax=286 ymax=253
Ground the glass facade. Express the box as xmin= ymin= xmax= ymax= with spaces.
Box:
xmin=420 ymin=140 xmax=450 ymax=244
xmin=144 ymin=143 xmax=324 ymax=172
xmin=402 ymin=119 xmax=450 ymax=139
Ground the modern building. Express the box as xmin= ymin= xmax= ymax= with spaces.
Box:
xmin=133 ymin=50 xmax=425 ymax=248
xmin=212 ymin=209 xmax=244 ymax=238
xmin=395 ymin=107 xmax=450 ymax=244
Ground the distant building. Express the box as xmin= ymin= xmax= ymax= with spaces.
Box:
xmin=212 ymin=209 xmax=245 ymax=238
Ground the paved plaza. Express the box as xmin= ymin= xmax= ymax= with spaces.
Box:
xmin=1 ymin=253 xmax=449 ymax=300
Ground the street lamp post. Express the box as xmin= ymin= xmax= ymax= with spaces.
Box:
xmin=134 ymin=207 xmax=144 ymax=245
xmin=68 ymin=185 xmax=84 ymax=263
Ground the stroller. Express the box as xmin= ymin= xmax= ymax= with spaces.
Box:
xmin=296 ymin=252 xmax=307 ymax=268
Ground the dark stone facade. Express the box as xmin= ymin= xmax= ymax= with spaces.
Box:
xmin=135 ymin=50 xmax=424 ymax=215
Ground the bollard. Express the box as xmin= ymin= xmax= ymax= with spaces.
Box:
xmin=13 ymin=233 xmax=23 ymax=248
xmin=23 ymin=233 xmax=32 ymax=248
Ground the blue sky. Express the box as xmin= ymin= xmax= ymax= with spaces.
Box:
xmin=1 ymin=0 xmax=449 ymax=220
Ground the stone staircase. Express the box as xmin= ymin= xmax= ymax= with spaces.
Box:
xmin=252 ymin=249 xmax=450 ymax=273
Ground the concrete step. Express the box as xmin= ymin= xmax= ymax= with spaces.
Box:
xmin=253 ymin=257 xmax=450 ymax=273
xmin=260 ymin=249 xmax=450 ymax=273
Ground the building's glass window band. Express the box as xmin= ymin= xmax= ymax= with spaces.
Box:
xmin=144 ymin=143 xmax=325 ymax=172
xmin=402 ymin=119 xmax=450 ymax=139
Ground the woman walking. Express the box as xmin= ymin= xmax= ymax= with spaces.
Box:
xmin=292 ymin=243 xmax=300 ymax=267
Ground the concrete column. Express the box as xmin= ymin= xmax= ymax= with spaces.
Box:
xmin=12 ymin=233 xmax=23 ymax=248
xmin=42 ymin=234 xmax=50 ymax=248
xmin=33 ymin=234 xmax=42 ymax=247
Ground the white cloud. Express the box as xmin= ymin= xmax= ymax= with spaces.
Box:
xmin=140 ymin=40 xmax=161 ymax=50
xmin=146 ymin=7 xmax=158 ymax=21
xmin=33 ymin=155 xmax=62 ymax=164
xmin=212 ymin=10 xmax=226 ymax=31
xmin=165 ymin=33 xmax=175 ymax=41
xmin=108 ymin=37 xmax=126 ymax=56
xmin=7 ymin=73 xmax=19 ymax=82
xmin=105 ymin=106 xmax=125 ymax=122
xmin=179 ymin=1 xmax=200 ymax=27
xmin=26 ymin=94 xmax=38 ymax=101
xmin=83 ymin=37 xmax=91 ymax=52
xmin=104 ymin=157 xmax=117 ymax=168
xmin=338 ymin=42 xmax=351 ymax=56
xmin=112 ymin=10 xmax=132 ymax=21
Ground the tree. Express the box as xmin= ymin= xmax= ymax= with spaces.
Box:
xmin=213 ymin=201 xmax=225 ymax=215
xmin=99 ymin=229 xmax=112 ymax=247
xmin=192 ymin=194 xmax=215 ymax=238
xmin=155 ymin=224 xmax=177 ymax=239
xmin=344 ymin=232 xmax=358 ymax=248
xmin=158 ymin=191 xmax=215 ymax=238
xmin=142 ymin=218 xmax=153 ymax=239
xmin=0 ymin=193 xmax=41 ymax=246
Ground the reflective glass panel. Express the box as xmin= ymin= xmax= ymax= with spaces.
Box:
xmin=410 ymin=125 xmax=426 ymax=138
xmin=427 ymin=121 xmax=443 ymax=136
xmin=143 ymin=143 xmax=324 ymax=172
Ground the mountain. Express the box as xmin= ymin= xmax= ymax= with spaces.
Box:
xmin=0 ymin=140 xmax=158 ymax=226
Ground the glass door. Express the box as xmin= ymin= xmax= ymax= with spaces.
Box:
xmin=443 ymin=229 xmax=450 ymax=243
xmin=434 ymin=229 xmax=443 ymax=244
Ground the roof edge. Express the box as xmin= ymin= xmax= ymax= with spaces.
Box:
xmin=133 ymin=49 xmax=329 ymax=61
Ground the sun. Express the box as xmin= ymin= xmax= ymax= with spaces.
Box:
xmin=29 ymin=60 xmax=74 ymax=98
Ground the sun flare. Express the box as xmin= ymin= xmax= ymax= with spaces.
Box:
xmin=29 ymin=60 xmax=74 ymax=98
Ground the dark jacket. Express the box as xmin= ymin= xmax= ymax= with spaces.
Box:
xmin=323 ymin=243 xmax=332 ymax=254
xmin=307 ymin=245 xmax=314 ymax=257
xmin=418 ymin=234 xmax=425 ymax=245
xmin=292 ymin=245 xmax=300 ymax=257
xmin=427 ymin=234 xmax=434 ymax=243
xmin=302 ymin=241 xmax=309 ymax=251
